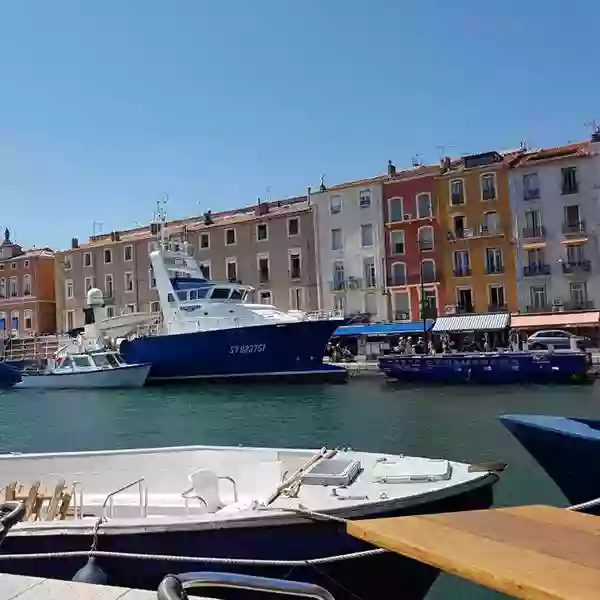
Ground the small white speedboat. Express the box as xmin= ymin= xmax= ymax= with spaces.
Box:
xmin=16 ymin=349 xmax=150 ymax=390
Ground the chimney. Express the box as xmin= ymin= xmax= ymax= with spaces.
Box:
xmin=203 ymin=210 xmax=213 ymax=226
xmin=71 ymin=237 xmax=79 ymax=249
xmin=440 ymin=156 xmax=451 ymax=173
xmin=387 ymin=160 xmax=396 ymax=177
xmin=255 ymin=198 xmax=269 ymax=216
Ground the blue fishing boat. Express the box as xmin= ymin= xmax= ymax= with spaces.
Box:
xmin=119 ymin=207 xmax=346 ymax=383
xmin=0 ymin=361 xmax=21 ymax=388
xmin=379 ymin=351 xmax=589 ymax=384
xmin=500 ymin=414 xmax=600 ymax=514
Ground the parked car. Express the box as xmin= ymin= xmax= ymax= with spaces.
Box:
xmin=526 ymin=330 xmax=592 ymax=350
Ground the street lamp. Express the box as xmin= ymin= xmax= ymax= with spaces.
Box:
xmin=417 ymin=238 xmax=428 ymax=349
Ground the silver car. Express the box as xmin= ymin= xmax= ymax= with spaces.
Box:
xmin=526 ymin=329 xmax=586 ymax=350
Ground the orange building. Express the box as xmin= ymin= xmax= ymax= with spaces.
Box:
xmin=436 ymin=151 xmax=518 ymax=315
xmin=0 ymin=229 xmax=56 ymax=337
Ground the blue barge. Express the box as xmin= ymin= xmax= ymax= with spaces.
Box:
xmin=379 ymin=351 xmax=589 ymax=384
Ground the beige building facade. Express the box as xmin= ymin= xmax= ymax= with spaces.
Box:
xmin=55 ymin=199 xmax=319 ymax=330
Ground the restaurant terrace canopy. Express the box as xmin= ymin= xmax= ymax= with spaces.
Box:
xmin=510 ymin=311 xmax=600 ymax=329
xmin=431 ymin=313 xmax=510 ymax=333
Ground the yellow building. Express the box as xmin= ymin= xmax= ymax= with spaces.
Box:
xmin=436 ymin=151 xmax=518 ymax=314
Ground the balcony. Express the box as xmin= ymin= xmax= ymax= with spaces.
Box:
xmin=453 ymin=267 xmax=472 ymax=277
xmin=523 ymin=189 xmax=540 ymax=201
xmin=485 ymin=264 xmax=505 ymax=275
xmin=561 ymin=182 xmax=578 ymax=195
xmin=488 ymin=303 xmax=507 ymax=312
xmin=525 ymin=304 xmax=551 ymax=313
xmin=456 ymin=303 xmax=475 ymax=314
xmin=330 ymin=280 xmax=346 ymax=291
xmin=523 ymin=263 xmax=551 ymax=277
xmin=393 ymin=311 xmax=410 ymax=321
xmin=522 ymin=226 xmax=545 ymax=239
xmin=387 ymin=273 xmax=438 ymax=287
xmin=451 ymin=193 xmax=465 ymax=206
xmin=482 ymin=188 xmax=496 ymax=201
xmin=562 ymin=221 xmax=586 ymax=235
xmin=564 ymin=300 xmax=594 ymax=311
xmin=562 ymin=260 xmax=591 ymax=274
xmin=417 ymin=239 xmax=434 ymax=251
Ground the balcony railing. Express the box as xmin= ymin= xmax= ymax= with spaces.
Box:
xmin=330 ymin=280 xmax=346 ymax=291
xmin=417 ymin=239 xmax=434 ymax=251
xmin=449 ymin=225 xmax=504 ymax=241
xmin=562 ymin=221 xmax=586 ymax=235
xmin=259 ymin=271 xmax=270 ymax=283
xmin=523 ymin=264 xmax=551 ymax=277
xmin=561 ymin=182 xmax=578 ymax=195
xmin=522 ymin=226 xmax=545 ymax=239
xmin=393 ymin=311 xmax=410 ymax=321
xmin=482 ymin=188 xmax=496 ymax=201
xmin=564 ymin=300 xmax=594 ymax=311
xmin=526 ymin=304 xmax=551 ymax=313
xmin=485 ymin=264 xmax=505 ymax=275
xmin=488 ymin=303 xmax=507 ymax=312
xmin=523 ymin=189 xmax=540 ymax=201
xmin=456 ymin=303 xmax=475 ymax=314
xmin=451 ymin=193 xmax=465 ymax=205
xmin=562 ymin=260 xmax=591 ymax=273
xmin=387 ymin=273 xmax=438 ymax=287
xmin=453 ymin=267 xmax=472 ymax=277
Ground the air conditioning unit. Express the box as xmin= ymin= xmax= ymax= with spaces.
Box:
xmin=552 ymin=298 xmax=563 ymax=306
xmin=403 ymin=213 xmax=412 ymax=221
xmin=444 ymin=304 xmax=456 ymax=315
xmin=552 ymin=304 xmax=565 ymax=313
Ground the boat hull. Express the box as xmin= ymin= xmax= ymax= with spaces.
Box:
xmin=120 ymin=320 xmax=346 ymax=382
xmin=379 ymin=352 xmax=589 ymax=384
xmin=15 ymin=364 xmax=151 ymax=390
xmin=0 ymin=362 xmax=21 ymax=388
xmin=500 ymin=414 xmax=600 ymax=514
xmin=0 ymin=475 xmax=496 ymax=600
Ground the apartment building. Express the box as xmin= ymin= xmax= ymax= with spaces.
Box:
xmin=55 ymin=198 xmax=318 ymax=330
xmin=0 ymin=229 xmax=56 ymax=337
xmin=383 ymin=162 xmax=443 ymax=321
xmin=311 ymin=176 xmax=388 ymax=319
xmin=510 ymin=135 xmax=600 ymax=313
xmin=437 ymin=150 xmax=518 ymax=315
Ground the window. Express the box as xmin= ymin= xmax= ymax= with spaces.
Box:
xmin=456 ymin=288 xmax=473 ymax=312
xmin=482 ymin=211 xmax=500 ymax=234
xmin=290 ymin=287 xmax=304 ymax=311
xmin=123 ymin=245 xmax=132 ymax=261
xmin=450 ymin=179 xmax=465 ymax=205
xmin=333 ymin=294 xmax=345 ymax=313
xmin=106 ymin=306 xmax=116 ymax=318
xmin=390 ymin=231 xmax=405 ymax=255
xmin=561 ymin=166 xmax=578 ymax=194
xmin=199 ymin=262 xmax=211 ymax=279
xmin=149 ymin=267 xmax=156 ymax=289
xmin=126 ymin=303 xmax=136 ymax=313
xmin=124 ymin=272 xmax=134 ymax=292
xmin=417 ymin=193 xmax=432 ymax=218
xmin=289 ymin=251 xmax=301 ymax=279
xmin=489 ymin=285 xmax=505 ymax=310
xmin=453 ymin=215 xmax=466 ymax=238
xmin=23 ymin=274 xmax=31 ymax=296
xmin=390 ymin=262 xmax=406 ymax=286
xmin=564 ymin=205 xmax=582 ymax=232
xmin=332 ymin=261 xmax=345 ymax=290
xmin=0 ymin=278 xmax=4 ymax=298
xmin=360 ymin=223 xmax=374 ymax=247
xmin=226 ymin=258 xmax=238 ymax=282
xmin=524 ymin=210 xmax=543 ymax=237
xmin=485 ymin=248 xmax=504 ymax=274
xmin=570 ymin=282 xmax=588 ymax=306
xmin=527 ymin=248 xmax=545 ymax=266
xmin=481 ymin=173 xmax=496 ymax=200
xmin=258 ymin=255 xmax=270 ymax=283
xmin=530 ymin=285 xmax=547 ymax=309
xmin=331 ymin=228 xmax=343 ymax=250
xmin=421 ymin=260 xmax=436 ymax=283
xmin=24 ymin=260 xmax=30 ymax=269
xmin=66 ymin=310 xmax=75 ymax=330
xmin=259 ymin=290 xmax=272 ymax=304
xmin=64 ymin=256 xmax=72 ymax=271
xmin=364 ymin=292 xmax=377 ymax=315
xmin=65 ymin=279 xmax=74 ymax=299
xmin=523 ymin=173 xmax=540 ymax=200
xmin=10 ymin=263 xmax=16 ymax=270
xmin=199 ymin=233 xmax=210 ymax=249
xmin=105 ymin=274 xmax=114 ymax=297
xmin=24 ymin=309 xmax=33 ymax=330
xmin=84 ymin=276 xmax=94 ymax=293
xmin=225 ymin=228 xmax=236 ymax=246
xmin=104 ymin=248 xmax=112 ymax=264
xmin=256 ymin=223 xmax=268 ymax=241
xmin=453 ymin=250 xmax=470 ymax=276
xmin=389 ymin=197 xmax=404 ymax=222
xmin=9 ymin=277 xmax=17 ymax=297
xmin=566 ymin=243 xmax=585 ymax=265
xmin=393 ymin=292 xmax=410 ymax=321
xmin=418 ymin=226 xmax=434 ymax=250
xmin=150 ymin=301 xmax=160 ymax=314
xmin=422 ymin=289 xmax=437 ymax=317
xmin=359 ymin=189 xmax=371 ymax=208
xmin=10 ymin=311 xmax=19 ymax=331
xmin=330 ymin=195 xmax=342 ymax=214
xmin=287 ymin=218 xmax=299 ymax=237
xmin=363 ymin=257 xmax=376 ymax=288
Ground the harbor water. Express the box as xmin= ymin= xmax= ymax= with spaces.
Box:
xmin=1 ymin=379 xmax=599 ymax=599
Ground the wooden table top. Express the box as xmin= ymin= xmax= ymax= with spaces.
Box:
xmin=347 ymin=505 xmax=600 ymax=600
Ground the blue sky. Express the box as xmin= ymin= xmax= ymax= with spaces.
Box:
xmin=1 ymin=0 xmax=598 ymax=249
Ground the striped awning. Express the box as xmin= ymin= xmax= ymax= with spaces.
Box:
xmin=432 ymin=313 xmax=510 ymax=333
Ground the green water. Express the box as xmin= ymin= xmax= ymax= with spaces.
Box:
xmin=1 ymin=379 xmax=599 ymax=598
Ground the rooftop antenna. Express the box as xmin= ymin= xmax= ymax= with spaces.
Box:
xmin=265 ymin=186 xmax=272 ymax=203
xmin=92 ymin=221 xmax=104 ymax=236
xmin=319 ymin=174 xmax=326 ymax=192
xmin=411 ymin=154 xmax=423 ymax=167
xmin=585 ymin=119 xmax=600 ymax=134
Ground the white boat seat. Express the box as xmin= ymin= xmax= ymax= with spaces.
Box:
xmin=183 ymin=468 xmax=228 ymax=513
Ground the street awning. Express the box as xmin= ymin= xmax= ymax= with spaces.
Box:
xmin=432 ymin=313 xmax=510 ymax=333
xmin=510 ymin=311 xmax=600 ymax=329
xmin=334 ymin=321 xmax=433 ymax=337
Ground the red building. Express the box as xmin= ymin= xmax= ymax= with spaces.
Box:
xmin=382 ymin=164 xmax=446 ymax=321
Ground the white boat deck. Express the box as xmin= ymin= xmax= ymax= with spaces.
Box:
xmin=0 ymin=573 xmax=211 ymax=599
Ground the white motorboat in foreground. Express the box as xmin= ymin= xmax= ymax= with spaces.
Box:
xmin=0 ymin=444 xmax=500 ymax=600
xmin=16 ymin=349 xmax=150 ymax=390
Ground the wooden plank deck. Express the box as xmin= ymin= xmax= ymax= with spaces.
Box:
xmin=347 ymin=505 xmax=600 ymax=600
xmin=0 ymin=573 xmax=212 ymax=599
